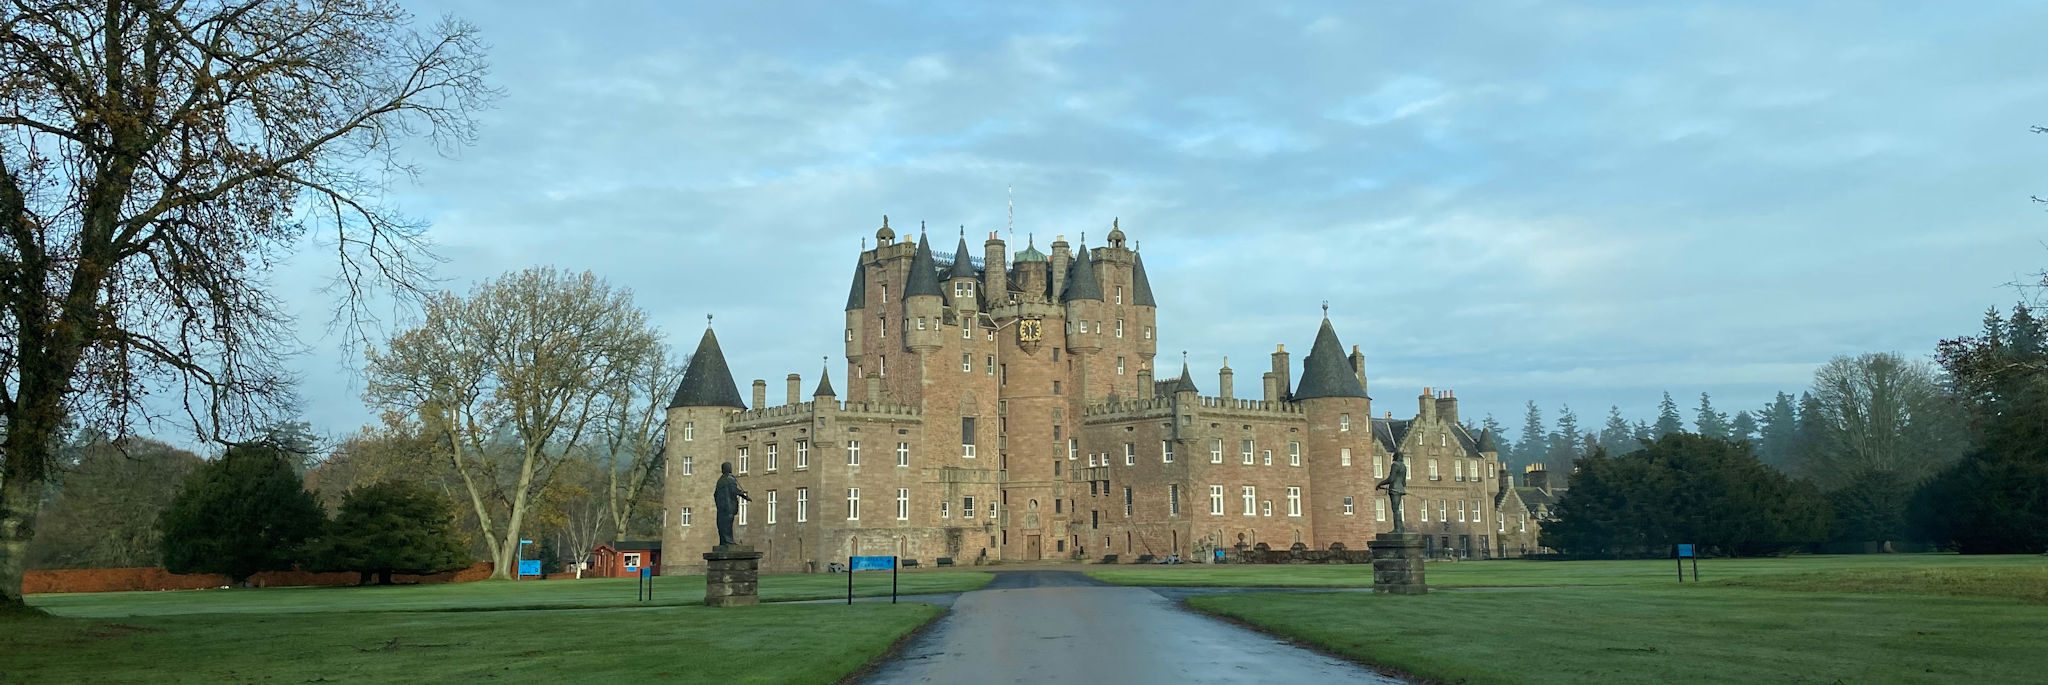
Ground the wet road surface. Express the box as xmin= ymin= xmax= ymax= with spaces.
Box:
xmin=858 ymin=570 xmax=1406 ymax=684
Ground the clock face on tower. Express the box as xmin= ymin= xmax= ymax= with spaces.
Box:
xmin=1018 ymin=318 xmax=1043 ymax=342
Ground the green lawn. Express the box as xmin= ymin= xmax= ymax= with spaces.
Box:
xmin=29 ymin=570 xmax=991 ymax=618
xmin=1086 ymin=553 xmax=2043 ymax=588
xmin=0 ymin=602 xmax=938 ymax=684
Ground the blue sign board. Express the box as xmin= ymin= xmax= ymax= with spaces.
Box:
xmin=640 ymin=567 xmax=652 ymax=578
xmin=1215 ymin=549 xmax=1227 ymax=561
xmin=850 ymin=555 xmax=896 ymax=571
xmin=518 ymin=560 xmax=542 ymax=576
xmin=1677 ymin=544 xmax=1695 ymax=558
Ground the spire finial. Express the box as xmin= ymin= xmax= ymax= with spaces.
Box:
xmin=1114 ymin=217 xmax=1119 ymax=230
xmin=1322 ymin=300 xmax=1329 ymax=318
xmin=960 ymin=225 xmax=965 ymax=237
xmin=1007 ymin=184 xmax=1014 ymax=237
xmin=920 ymin=220 xmax=926 ymax=234
xmin=882 ymin=215 xmax=889 ymax=228
xmin=706 ymin=313 xmax=714 ymax=328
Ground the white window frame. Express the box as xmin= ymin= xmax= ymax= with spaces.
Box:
xmin=797 ymin=488 xmax=809 ymax=522
xmin=1289 ymin=441 xmax=1300 ymax=467
xmin=737 ymin=497 xmax=747 ymax=525
xmin=847 ymin=440 xmax=861 ymax=466
xmin=766 ymin=490 xmax=778 ymax=524
xmin=1341 ymin=447 xmax=1352 ymax=467
xmin=737 ymin=446 xmax=749 ymax=473
xmin=964 ymin=496 xmax=976 ymax=519
xmin=1170 ymin=484 xmax=1181 ymax=516
xmin=1287 ymin=487 xmax=1302 ymax=517
xmin=1242 ymin=486 xmax=1256 ymax=516
xmin=1161 ymin=440 xmax=1174 ymax=463
xmin=1262 ymin=449 xmax=1272 ymax=466
xmin=1344 ymin=496 xmax=1355 ymax=515
xmin=1373 ymin=453 xmax=1383 ymax=478
xmin=1339 ymin=414 xmax=1350 ymax=432
xmin=897 ymin=442 xmax=910 ymax=467
xmin=796 ymin=440 xmax=809 ymax=469
xmin=1377 ymin=498 xmax=1388 ymax=522
xmin=942 ymin=501 xmax=951 ymax=518
xmin=1069 ymin=438 xmax=1079 ymax=460
xmin=846 ymin=488 xmax=861 ymax=520
xmin=1117 ymin=357 xmax=1125 ymax=375
xmin=1262 ymin=500 xmax=1273 ymax=517
xmin=1210 ymin=439 xmax=1223 ymax=464
xmin=897 ymin=488 xmax=910 ymax=521
xmin=623 ymin=552 xmax=642 ymax=569
xmin=1116 ymin=319 xmax=1124 ymax=338
xmin=679 ymin=507 xmax=692 ymax=526
xmin=1210 ymin=485 xmax=1224 ymax=515
xmin=682 ymin=456 xmax=693 ymax=476
xmin=1123 ymin=487 xmax=1133 ymax=517
xmin=766 ymin=444 xmax=778 ymax=471
xmin=1242 ymin=440 xmax=1255 ymax=465
xmin=684 ymin=421 xmax=695 ymax=441
xmin=1124 ymin=443 xmax=1135 ymax=466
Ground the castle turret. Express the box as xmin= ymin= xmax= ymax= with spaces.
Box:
xmin=662 ymin=324 xmax=746 ymax=573
xmin=1292 ymin=316 xmax=1374 ymax=547
xmin=1132 ymin=248 xmax=1158 ymax=363
xmin=903 ymin=228 xmax=944 ymax=354
xmin=1012 ymin=237 xmax=1047 ymax=303
xmin=948 ymin=230 xmax=981 ymax=314
xmin=813 ymin=362 xmax=836 ymax=399
xmin=983 ymin=232 xmax=1007 ymax=306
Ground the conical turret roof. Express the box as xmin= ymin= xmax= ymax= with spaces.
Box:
xmin=1060 ymin=242 xmax=1103 ymax=302
xmin=1171 ymin=361 xmax=1200 ymax=394
xmin=1132 ymin=250 xmax=1157 ymax=307
xmin=1476 ymin=428 xmax=1499 ymax=453
xmin=949 ymin=233 xmax=978 ymax=280
xmin=669 ymin=327 xmax=746 ymax=409
xmin=1292 ymin=318 xmax=1369 ymax=400
xmin=813 ymin=362 xmax=836 ymax=397
xmin=904 ymin=230 xmax=943 ymax=298
xmin=844 ymin=257 xmax=867 ymax=310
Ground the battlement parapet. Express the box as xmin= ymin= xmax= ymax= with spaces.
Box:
xmin=728 ymin=402 xmax=816 ymax=429
xmin=1195 ymin=395 xmax=1304 ymax=416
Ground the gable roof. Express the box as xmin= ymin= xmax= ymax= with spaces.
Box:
xmin=1292 ymin=318 xmax=1368 ymax=400
xmin=669 ymin=327 xmax=746 ymax=409
xmin=903 ymin=231 xmax=943 ymax=298
xmin=1372 ymin=418 xmax=1411 ymax=453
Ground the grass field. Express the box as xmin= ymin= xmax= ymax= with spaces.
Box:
xmin=27 ymin=569 xmax=992 ymax=618
xmin=1174 ymin=555 xmax=2048 ymax=685
xmin=3 ymin=571 xmax=988 ymax=683
xmin=1085 ymin=553 xmax=2044 ymax=589
xmin=0 ymin=602 xmax=939 ymax=684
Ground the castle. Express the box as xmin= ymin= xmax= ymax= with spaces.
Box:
xmin=661 ymin=219 xmax=1543 ymax=574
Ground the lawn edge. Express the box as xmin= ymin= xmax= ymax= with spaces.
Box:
xmin=1179 ymin=593 xmax=1443 ymax=685
xmin=833 ymin=603 xmax=949 ymax=685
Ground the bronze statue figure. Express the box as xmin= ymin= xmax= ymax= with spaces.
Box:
xmin=1375 ymin=449 xmax=1409 ymax=534
xmin=714 ymin=461 xmax=751 ymax=547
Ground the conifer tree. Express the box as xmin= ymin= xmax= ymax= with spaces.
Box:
xmin=1481 ymin=414 xmax=1512 ymax=461
xmin=1654 ymin=392 xmax=1686 ymax=437
xmin=1695 ymin=392 xmax=1731 ymax=440
xmin=1517 ymin=402 xmax=1548 ymax=470
xmin=1598 ymin=406 xmax=1636 ymax=456
xmin=1756 ymin=392 xmax=1800 ymax=470
xmin=159 ymin=445 xmax=328 ymax=585
xmin=1729 ymin=410 xmax=1759 ymax=446
xmin=1549 ymin=405 xmax=1582 ymax=470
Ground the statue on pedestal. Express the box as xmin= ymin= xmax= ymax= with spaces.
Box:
xmin=714 ymin=461 xmax=751 ymax=547
xmin=1375 ymin=449 xmax=1409 ymax=534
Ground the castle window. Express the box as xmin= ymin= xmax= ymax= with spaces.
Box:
xmin=962 ymin=354 xmax=971 ymax=372
xmin=1123 ymin=487 xmax=1133 ymax=517
xmin=1455 ymin=460 xmax=1464 ymax=481
xmin=1000 ymin=364 xmax=1007 ymax=385
xmin=1054 ymin=460 xmax=1061 ymax=477
xmin=1144 ymin=326 xmax=1152 ymax=340
xmin=1241 ymin=440 xmax=1255 ymax=465
xmin=962 ymin=418 xmax=977 ymax=458
xmin=964 ymin=496 xmax=976 ymax=518
xmin=1343 ymin=496 xmax=1356 ymax=515
xmin=1161 ymin=440 xmax=1174 ymax=463
xmin=1289 ymin=441 xmax=1301 ymax=467
xmin=1117 ymin=357 xmax=1125 ymax=375
xmin=1076 ymin=320 xmax=1086 ymax=333
xmin=1124 ymin=443 xmax=1135 ymax=466
xmin=987 ymin=355 xmax=995 ymax=374
xmin=846 ymin=328 xmax=853 ymax=342
xmin=1210 ymin=486 xmax=1224 ymax=515
xmin=1211 ymin=439 xmax=1223 ymax=463
xmin=1287 ymin=487 xmax=1302 ymax=517
xmin=679 ymin=507 xmax=692 ymax=526
xmin=1376 ymin=497 xmax=1387 ymax=521
xmin=847 ymin=488 xmax=860 ymax=520
xmin=1420 ymin=499 xmax=1429 ymax=522
xmin=1500 ymin=515 xmax=1506 ymax=533
xmin=766 ymin=444 xmax=777 ymax=471
xmin=1053 ymin=380 xmax=1061 ymax=395
xmin=1116 ymin=319 xmax=1124 ymax=338
xmin=797 ymin=487 xmax=808 ymax=522
xmin=796 ymin=440 xmax=809 ymax=469
xmin=1068 ymin=438 xmax=1079 ymax=460
xmin=918 ymin=317 xmax=927 ymax=330
xmin=942 ymin=501 xmax=951 ymax=518
xmin=1441 ymin=433 xmax=1447 ymax=447
xmin=1262 ymin=449 xmax=1272 ymax=466
xmin=847 ymin=440 xmax=861 ymax=466
xmin=737 ymin=447 xmax=748 ymax=473
xmin=766 ymin=490 xmax=777 ymax=524
xmin=736 ymin=497 xmax=747 ymax=525
xmin=963 ymin=322 xmax=971 ymax=339
xmin=683 ymin=421 xmax=695 ymax=441
xmin=1262 ymin=500 xmax=1273 ymax=517
xmin=1242 ymin=486 xmax=1256 ymax=516
xmin=1116 ymin=286 xmax=1123 ymax=304
xmin=1429 ymin=459 xmax=1440 ymax=480
xmin=879 ymin=357 xmax=886 ymax=377
xmin=1053 ymin=348 xmax=1060 ymax=362
xmin=682 ymin=457 xmax=693 ymax=476
xmin=1339 ymin=414 xmax=1351 ymax=432
xmin=897 ymin=442 xmax=909 ymax=467
xmin=1490 ymin=463 xmax=1497 ymax=478
xmin=1458 ymin=500 xmax=1467 ymax=522
xmin=1438 ymin=499 xmax=1448 ymax=522
xmin=880 ymin=316 xmax=886 ymax=339
xmin=881 ymin=285 xmax=888 ymax=304
xmin=1341 ymin=447 xmax=1352 ymax=467
xmin=1373 ymin=453 xmax=1382 ymax=477
xmin=897 ymin=489 xmax=910 ymax=521
xmin=1088 ymin=452 xmax=1098 ymax=468
xmin=1170 ymin=484 xmax=1180 ymax=516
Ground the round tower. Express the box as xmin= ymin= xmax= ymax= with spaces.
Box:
xmin=662 ymin=323 xmax=747 ymax=574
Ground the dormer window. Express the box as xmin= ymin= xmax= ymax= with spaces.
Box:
xmin=954 ymin=281 xmax=974 ymax=298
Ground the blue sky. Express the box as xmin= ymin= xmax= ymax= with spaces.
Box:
xmin=263 ymin=0 xmax=2047 ymax=447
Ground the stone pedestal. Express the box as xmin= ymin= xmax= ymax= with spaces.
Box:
xmin=703 ymin=545 xmax=764 ymax=607
xmin=1367 ymin=533 xmax=1427 ymax=595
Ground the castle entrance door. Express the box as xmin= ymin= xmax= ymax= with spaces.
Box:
xmin=1026 ymin=535 xmax=1042 ymax=559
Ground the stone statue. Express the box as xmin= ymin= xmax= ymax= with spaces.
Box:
xmin=714 ymin=461 xmax=751 ymax=547
xmin=1375 ymin=449 xmax=1409 ymax=534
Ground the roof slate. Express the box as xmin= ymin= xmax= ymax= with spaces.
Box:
xmin=1060 ymin=243 xmax=1104 ymax=302
xmin=844 ymin=257 xmax=866 ymax=310
xmin=1131 ymin=250 xmax=1157 ymax=307
xmin=813 ymin=363 xmax=836 ymax=397
xmin=1291 ymin=318 xmax=1368 ymax=400
xmin=903 ymin=232 xmax=943 ymax=298
xmin=950 ymin=235 xmax=979 ymax=280
xmin=669 ymin=327 xmax=746 ymax=409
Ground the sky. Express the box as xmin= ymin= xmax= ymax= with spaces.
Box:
xmin=259 ymin=0 xmax=2047 ymax=451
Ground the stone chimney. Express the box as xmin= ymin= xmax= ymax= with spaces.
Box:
xmin=1137 ymin=367 xmax=1153 ymax=396
xmin=752 ymin=379 xmax=768 ymax=410
xmin=1262 ymin=372 xmax=1279 ymax=402
xmin=1419 ymin=387 xmax=1435 ymax=426
xmin=1219 ymin=357 xmax=1234 ymax=399
xmin=1270 ymin=344 xmax=1291 ymax=399
xmin=984 ymin=232 xmax=1007 ymax=304
xmin=786 ymin=374 xmax=802 ymax=406
xmin=1524 ymin=463 xmax=1550 ymax=493
xmin=1438 ymin=389 xmax=1458 ymax=426
xmin=1349 ymin=345 xmax=1367 ymax=398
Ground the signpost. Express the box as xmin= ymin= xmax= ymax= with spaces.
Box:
xmin=637 ymin=566 xmax=654 ymax=602
xmin=847 ymin=555 xmax=898 ymax=604
xmin=1676 ymin=543 xmax=1698 ymax=582
xmin=517 ymin=539 xmax=538 ymax=579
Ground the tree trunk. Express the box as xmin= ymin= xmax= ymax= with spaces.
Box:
xmin=0 ymin=471 xmax=43 ymax=610
xmin=495 ymin=449 xmax=541 ymax=582
xmin=378 ymin=570 xmax=394 ymax=585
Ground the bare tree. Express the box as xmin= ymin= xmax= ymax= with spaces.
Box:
xmin=1798 ymin=352 xmax=1971 ymax=486
xmin=598 ymin=349 xmax=683 ymax=540
xmin=366 ymin=268 xmax=661 ymax=580
xmin=0 ymin=0 xmax=492 ymax=609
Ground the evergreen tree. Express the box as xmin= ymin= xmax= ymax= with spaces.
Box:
xmin=1654 ymin=392 xmax=1685 ymax=437
xmin=1480 ymin=414 xmax=1512 ymax=461
xmin=1695 ymin=393 xmax=1730 ymax=440
xmin=1632 ymin=419 xmax=1655 ymax=445
xmin=1598 ymin=406 xmax=1636 ymax=456
xmin=1794 ymin=391 xmax=1831 ymax=480
xmin=1517 ymin=402 xmax=1548 ymax=471
xmin=1541 ymin=434 xmax=1831 ymax=557
xmin=1548 ymin=405 xmax=1582 ymax=471
xmin=159 ymin=445 xmax=328 ymax=585
xmin=1729 ymin=410 xmax=1759 ymax=446
xmin=1756 ymin=392 xmax=1800 ymax=470
xmin=306 ymin=480 xmax=470 ymax=585
xmin=1831 ymin=470 xmax=1911 ymax=549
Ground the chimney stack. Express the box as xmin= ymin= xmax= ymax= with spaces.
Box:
xmin=1262 ymin=372 xmax=1279 ymax=402
xmin=786 ymin=374 xmax=802 ymax=405
xmin=1439 ymin=389 xmax=1459 ymax=425
xmin=1219 ymin=357 xmax=1235 ymax=399
xmin=753 ymin=379 xmax=768 ymax=410
xmin=1270 ymin=344 xmax=1291 ymax=400
xmin=984 ymin=232 xmax=1008 ymax=305
xmin=1419 ymin=387 xmax=1435 ymax=426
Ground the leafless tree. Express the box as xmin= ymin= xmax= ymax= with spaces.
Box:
xmin=0 ymin=0 xmax=493 ymax=609
xmin=366 ymin=268 xmax=662 ymax=580
xmin=598 ymin=349 xmax=682 ymax=540
xmin=1799 ymin=352 xmax=1971 ymax=486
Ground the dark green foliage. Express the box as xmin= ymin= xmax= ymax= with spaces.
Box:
xmin=1597 ymin=406 xmax=1636 ymax=457
xmin=1729 ymin=410 xmax=1759 ymax=446
xmin=1480 ymin=414 xmax=1511 ymax=461
xmin=1695 ymin=393 xmax=1729 ymax=440
xmin=1919 ymin=303 xmax=2048 ymax=553
xmin=28 ymin=437 xmax=202 ymax=569
xmin=539 ymin=539 xmax=564 ymax=577
xmin=1547 ymin=405 xmax=1581 ymax=471
xmin=1912 ymin=450 xmax=2048 ymax=554
xmin=158 ymin=445 xmax=328 ymax=584
xmin=1540 ymin=434 xmax=1830 ymax=557
xmin=1516 ymin=402 xmax=1547 ymax=471
xmin=1654 ymin=392 xmax=1685 ymax=437
xmin=1756 ymin=392 xmax=1799 ymax=470
xmin=307 ymin=480 xmax=469 ymax=585
xmin=1830 ymin=470 xmax=1912 ymax=546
